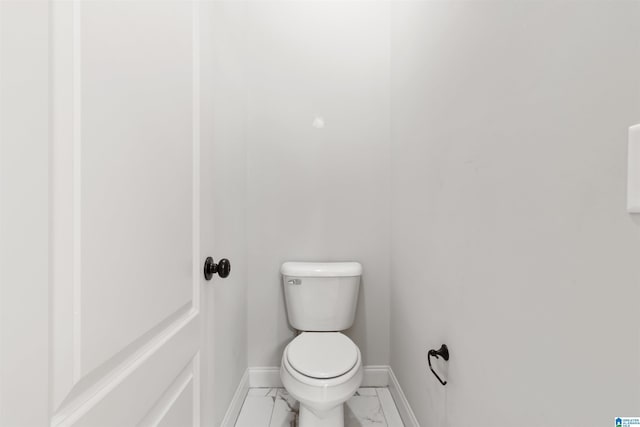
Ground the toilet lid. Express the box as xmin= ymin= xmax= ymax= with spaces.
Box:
xmin=287 ymin=333 xmax=358 ymax=379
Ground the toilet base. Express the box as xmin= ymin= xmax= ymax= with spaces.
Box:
xmin=299 ymin=404 xmax=344 ymax=427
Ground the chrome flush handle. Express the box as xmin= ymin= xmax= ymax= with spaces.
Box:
xmin=287 ymin=279 xmax=301 ymax=285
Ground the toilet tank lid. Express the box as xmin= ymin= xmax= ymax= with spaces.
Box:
xmin=280 ymin=262 xmax=362 ymax=277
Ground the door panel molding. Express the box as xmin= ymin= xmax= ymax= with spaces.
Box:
xmin=51 ymin=313 xmax=199 ymax=427
xmin=50 ymin=0 xmax=203 ymax=424
xmin=52 ymin=303 xmax=193 ymax=414
xmin=191 ymin=0 xmax=201 ymax=315
xmin=138 ymin=354 xmax=198 ymax=427
xmin=51 ymin=0 xmax=77 ymax=409
xmin=71 ymin=0 xmax=83 ymax=385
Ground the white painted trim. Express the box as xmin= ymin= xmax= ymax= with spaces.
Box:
xmin=137 ymin=358 xmax=196 ymax=427
xmin=247 ymin=365 xmax=391 ymax=388
xmin=388 ymin=368 xmax=419 ymax=427
xmin=51 ymin=311 xmax=199 ymax=427
xmin=628 ymin=124 xmax=640 ymax=212
xmin=72 ymin=0 xmax=82 ymax=383
xmin=220 ymin=369 xmax=250 ymax=427
xmin=191 ymin=0 xmax=201 ymax=314
xmin=51 ymin=0 xmax=80 ymax=408
xmin=191 ymin=2 xmax=202 ymax=423
xmin=360 ymin=365 xmax=390 ymax=387
xmin=248 ymin=366 xmax=282 ymax=388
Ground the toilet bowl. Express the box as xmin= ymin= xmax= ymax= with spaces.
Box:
xmin=280 ymin=332 xmax=363 ymax=427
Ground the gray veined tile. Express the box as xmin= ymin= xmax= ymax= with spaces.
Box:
xmin=268 ymin=389 xmax=298 ymax=427
xmin=247 ymin=388 xmax=278 ymax=397
xmin=235 ymin=394 xmax=275 ymax=427
xmin=276 ymin=389 xmax=297 ymax=407
xmin=345 ymin=394 xmax=387 ymax=427
xmin=237 ymin=387 xmax=403 ymax=427
xmin=376 ymin=388 xmax=404 ymax=427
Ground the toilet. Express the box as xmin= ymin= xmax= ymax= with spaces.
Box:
xmin=279 ymin=261 xmax=363 ymax=427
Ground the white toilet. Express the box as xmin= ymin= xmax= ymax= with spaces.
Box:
xmin=280 ymin=261 xmax=363 ymax=427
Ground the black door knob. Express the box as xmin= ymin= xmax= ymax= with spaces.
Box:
xmin=217 ymin=258 xmax=231 ymax=278
xmin=204 ymin=257 xmax=231 ymax=280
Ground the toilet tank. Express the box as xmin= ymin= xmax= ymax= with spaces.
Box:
xmin=281 ymin=262 xmax=362 ymax=332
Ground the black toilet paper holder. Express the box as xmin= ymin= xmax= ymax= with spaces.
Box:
xmin=427 ymin=344 xmax=449 ymax=386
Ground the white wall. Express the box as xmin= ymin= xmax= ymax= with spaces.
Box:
xmin=390 ymin=1 xmax=640 ymax=426
xmin=245 ymin=1 xmax=391 ymax=367
xmin=201 ymin=2 xmax=249 ymax=425
xmin=0 ymin=2 xmax=50 ymax=425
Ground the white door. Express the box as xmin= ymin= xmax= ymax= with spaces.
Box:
xmin=1 ymin=1 xmax=213 ymax=426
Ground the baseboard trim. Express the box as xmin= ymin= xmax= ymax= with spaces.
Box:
xmin=388 ymin=368 xmax=420 ymax=427
xmin=360 ymin=365 xmax=390 ymax=387
xmin=248 ymin=366 xmax=282 ymax=387
xmin=220 ymin=368 xmax=249 ymax=427
xmin=247 ymin=365 xmax=391 ymax=388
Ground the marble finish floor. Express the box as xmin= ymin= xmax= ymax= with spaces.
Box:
xmin=235 ymin=387 xmax=404 ymax=427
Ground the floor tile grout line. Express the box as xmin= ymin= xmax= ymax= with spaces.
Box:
xmin=233 ymin=394 xmax=250 ymax=427
xmin=266 ymin=388 xmax=277 ymax=427
xmin=375 ymin=387 xmax=391 ymax=426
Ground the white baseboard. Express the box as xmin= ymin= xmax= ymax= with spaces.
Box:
xmin=247 ymin=365 xmax=391 ymax=388
xmin=388 ymin=368 xmax=419 ymax=427
xmin=220 ymin=369 xmax=249 ymax=427
xmin=248 ymin=366 xmax=282 ymax=387
xmin=359 ymin=365 xmax=390 ymax=387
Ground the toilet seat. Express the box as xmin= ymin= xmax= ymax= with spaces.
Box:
xmin=286 ymin=332 xmax=358 ymax=379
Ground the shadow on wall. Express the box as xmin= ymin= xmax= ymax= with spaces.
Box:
xmin=277 ymin=268 xmax=297 ymax=362
xmin=345 ymin=275 xmax=368 ymax=362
